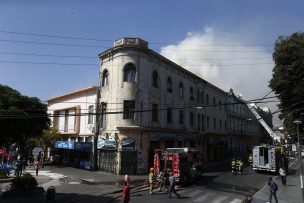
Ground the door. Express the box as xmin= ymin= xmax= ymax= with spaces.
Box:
xmin=98 ymin=150 xmax=117 ymax=174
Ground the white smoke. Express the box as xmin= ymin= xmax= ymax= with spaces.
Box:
xmin=160 ymin=27 xmax=274 ymax=101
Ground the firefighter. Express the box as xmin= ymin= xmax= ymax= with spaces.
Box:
xmin=235 ymin=158 xmax=240 ymax=175
xmin=231 ymin=158 xmax=236 ymax=175
xmin=239 ymin=159 xmax=244 ymax=175
xmin=248 ymin=153 xmax=253 ymax=167
xmin=149 ymin=167 xmax=155 ymax=195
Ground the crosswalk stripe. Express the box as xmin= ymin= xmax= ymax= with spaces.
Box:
xmin=193 ymin=192 xmax=214 ymax=202
xmin=187 ymin=190 xmax=202 ymax=197
xmin=210 ymin=195 xmax=229 ymax=203
xmin=229 ymin=199 xmax=242 ymax=203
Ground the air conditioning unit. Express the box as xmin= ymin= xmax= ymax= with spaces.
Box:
xmin=87 ymin=124 xmax=94 ymax=133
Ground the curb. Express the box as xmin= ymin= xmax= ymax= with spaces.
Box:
xmin=0 ymin=178 xmax=13 ymax=183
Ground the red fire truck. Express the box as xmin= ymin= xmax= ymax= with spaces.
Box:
xmin=153 ymin=148 xmax=200 ymax=185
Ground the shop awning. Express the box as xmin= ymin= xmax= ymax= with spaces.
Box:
xmin=0 ymin=149 xmax=10 ymax=157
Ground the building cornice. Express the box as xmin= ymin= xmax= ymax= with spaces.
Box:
xmin=48 ymin=86 xmax=98 ymax=104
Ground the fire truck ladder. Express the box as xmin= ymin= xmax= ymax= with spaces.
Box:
xmin=246 ymin=103 xmax=279 ymax=141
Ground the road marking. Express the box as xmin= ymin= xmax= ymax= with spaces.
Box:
xmin=229 ymin=198 xmax=242 ymax=203
xmin=188 ymin=190 xmax=202 ymax=197
xmin=210 ymin=195 xmax=228 ymax=203
xmin=193 ymin=192 xmax=213 ymax=202
xmin=69 ymin=182 xmax=80 ymax=184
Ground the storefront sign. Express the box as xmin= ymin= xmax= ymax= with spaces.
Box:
xmin=55 ymin=141 xmax=74 ymax=149
xmin=74 ymin=142 xmax=92 ymax=152
xmin=97 ymin=140 xmax=116 ymax=150
xmin=208 ymin=137 xmax=222 ymax=145
xmin=149 ymin=132 xmax=178 ymax=141
xmin=121 ymin=139 xmax=135 ymax=151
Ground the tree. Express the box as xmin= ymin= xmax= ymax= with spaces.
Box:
xmin=269 ymin=32 xmax=304 ymax=140
xmin=0 ymin=84 xmax=50 ymax=152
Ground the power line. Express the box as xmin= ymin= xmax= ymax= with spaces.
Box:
xmin=0 ymin=50 xmax=273 ymax=61
xmin=0 ymin=39 xmax=106 ymax=48
xmin=0 ymin=59 xmax=273 ymax=67
xmin=0 ymin=38 xmax=273 ymax=52
xmin=0 ymin=51 xmax=96 ymax=59
xmin=0 ymin=60 xmax=97 ymax=66
xmin=0 ymin=29 xmax=274 ymax=47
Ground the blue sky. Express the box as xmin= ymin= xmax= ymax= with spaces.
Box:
xmin=0 ymin=0 xmax=303 ymax=120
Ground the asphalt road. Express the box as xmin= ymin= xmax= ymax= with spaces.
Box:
xmin=111 ymin=167 xmax=277 ymax=203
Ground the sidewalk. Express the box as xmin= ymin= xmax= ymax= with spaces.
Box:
xmin=252 ymin=158 xmax=303 ymax=203
xmin=1 ymin=166 xmax=147 ymax=203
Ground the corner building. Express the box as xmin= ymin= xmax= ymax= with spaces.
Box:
xmin=98 ymin=38 xmax=228 ymax=175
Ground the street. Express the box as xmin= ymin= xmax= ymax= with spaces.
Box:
xmin=0 ymin=158 xmax=302 ymax=203
xmin=111 ymin=168 xmax=270 ymax=203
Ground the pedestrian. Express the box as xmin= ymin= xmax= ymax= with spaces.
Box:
xmin=279 ymin=167 xmax=287 ymax=186
xmin=14 ymin=159 xmax=20 ymax=177
xmin=168 ymin=172 xmax=180 ymax=199
xmin=18 ymin=158 xmax=23 ymax=175
xmin=248 ymin=154 xmax=253 ymax=167
xmin=122 ymin=181 xmax=130 ymax=203
xmin=158 ymin=169 xmax=168 ymax=192
xmin=34 ymin=159 xmax=40 ymax=176
xmin=239 ymin=159 xmax=244 ymax=175
xmin=267 ymin=177 xmax=278 ymax=203
xmin=148 ymin=167 xmax=155 ymax=195
xmin=190 ymin=165 xmax=198 ymax=185
xmin=231 ymin=158 xmax=236 ymax=175
xmin=124 ymin=174 xmax=130 ymax=185
xmin=235 ymin=159 xmax=240 ymax=175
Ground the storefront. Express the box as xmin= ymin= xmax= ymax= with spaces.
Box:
xmin=54 ymin=141 xmax=92 ymax=170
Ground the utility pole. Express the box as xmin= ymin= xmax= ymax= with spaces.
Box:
xmin=92 ymin=87 xmax=101 ymax=171
xmin=294 ymin=120 xmax=303 ymax=201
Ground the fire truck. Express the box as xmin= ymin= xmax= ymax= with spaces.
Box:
xmin=252 ymin=145 xmax=281 ymax=173
xmin=153 ymin=148 xmax=200 ymax=185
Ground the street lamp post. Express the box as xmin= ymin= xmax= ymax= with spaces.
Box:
xmin=293 ymin=119 xmax=303 ymax=201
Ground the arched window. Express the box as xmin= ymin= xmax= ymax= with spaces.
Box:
xmin=123 ymin=63 xmax=136 ymax=82
xmin=152 ymin=71 xmax=159 ymax=88
xmin=167 ymin=77 xmax=172 ymax=93
xmin=179 ymin=82 xmax=183 ymax=97
xmin=101 ymin=69 xmax=109 ymax=87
